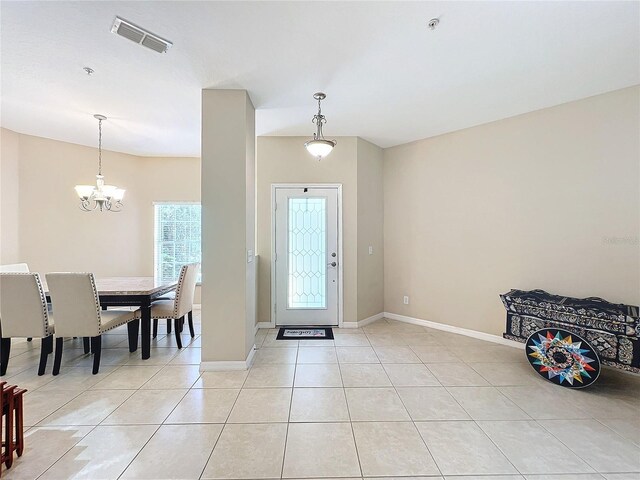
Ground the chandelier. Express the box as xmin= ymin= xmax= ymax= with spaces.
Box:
xmin=304 ymin=92 xmax=336 ymax=160
xmin=75 ymin=114 xmax=125 ymax=212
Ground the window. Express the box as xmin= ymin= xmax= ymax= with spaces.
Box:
xmin=154 ymin=203 xmax=202 ymax=283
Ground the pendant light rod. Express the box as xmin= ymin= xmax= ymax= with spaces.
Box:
xmin=304 ymin=92 xmax=336 ymax=160
xmin=312 ymin=92 xmax=327 ymax=141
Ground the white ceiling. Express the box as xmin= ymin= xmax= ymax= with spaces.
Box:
xmin=1 ymin=1 xmax=638 ymax=157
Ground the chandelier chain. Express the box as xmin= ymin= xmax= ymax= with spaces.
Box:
xmin=98 ymin=117 xmax=103 ymax=176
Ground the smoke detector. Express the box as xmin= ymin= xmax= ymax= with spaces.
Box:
xmin=111 ymin=17 xmax=173 ymax=53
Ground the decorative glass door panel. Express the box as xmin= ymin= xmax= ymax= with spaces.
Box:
xmin=275 ymin=187 xmax=339 ymax=326
xmin=288 ymin=198 xmax=327 ymax=309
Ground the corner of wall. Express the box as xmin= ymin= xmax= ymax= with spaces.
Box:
xmin=355 ymin=137 xmax=385 ymax=321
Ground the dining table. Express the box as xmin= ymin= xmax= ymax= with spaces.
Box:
xmin=42 ymin=276 xmax=178 ymax=360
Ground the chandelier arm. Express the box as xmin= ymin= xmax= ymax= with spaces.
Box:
xmin=79 ymin=198 xmax=97 ymax=211
xmin=109 ymin=201 xmax=123 ymax=212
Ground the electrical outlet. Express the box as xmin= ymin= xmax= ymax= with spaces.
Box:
xmin=403 ymin=296 xmax=409 ymax=305
xmin=368 ymin=246 xmax=373 ymax=255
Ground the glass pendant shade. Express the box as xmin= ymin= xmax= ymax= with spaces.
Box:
xmin=305 ymin=139 xmax=336 ymax=158
xmin=75 ymin=185 xmax=94 ymax=199
xmin=100 ymin=185 xmax=118 ymax=198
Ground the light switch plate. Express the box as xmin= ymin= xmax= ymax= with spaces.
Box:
xmin=368 ymin=246 xmax=373 ymax=255
xmin=247 ymin=250 xmax=254 ymax=263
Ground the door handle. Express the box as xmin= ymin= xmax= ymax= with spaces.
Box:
xmin=328 ymin=262 xmax=337 ymax=267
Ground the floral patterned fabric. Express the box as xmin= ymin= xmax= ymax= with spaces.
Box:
xmin=501 ymin=289 xmax=639 ymax=375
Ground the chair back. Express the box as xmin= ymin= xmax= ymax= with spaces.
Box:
xmin=46 ymin=273 xmax=102 ymax=337
xmin=0 ymin=273 xmax=51 ymax=338
xmin=0 ymin=263 xmax=29 ymax=273
xmin=173 ymin=263 xmax=199 ymax=318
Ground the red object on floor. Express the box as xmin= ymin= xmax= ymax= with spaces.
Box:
xmin=0 ymin=381 xmax=26 ymax=478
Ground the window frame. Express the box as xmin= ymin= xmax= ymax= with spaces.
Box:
xmin=153 ymin=201 xmax=202 ymax=285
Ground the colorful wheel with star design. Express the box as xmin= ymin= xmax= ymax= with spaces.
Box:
xmin=525 ymin=328 xmax=600 ymax=388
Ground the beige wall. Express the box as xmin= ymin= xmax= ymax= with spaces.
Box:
xmin=256 ymin=136 xmax=386 ymax=325
xmin=201 ymin=89 xmax=256 ymax=363
xmin=357 ymin=138 xmax=384 ymax=320
xmin=383 ymin=86 xmax=640 ymax=336
xmin=0 ymin=128 xmax=201 ymax=299
xmin=0 ymin=128 xmax=20 ymax=264
xmin=256 ymin=136 xmax=359 ymax=324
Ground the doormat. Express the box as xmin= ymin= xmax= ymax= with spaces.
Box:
xmin=276 ymin=327 xmax=334 ymax=340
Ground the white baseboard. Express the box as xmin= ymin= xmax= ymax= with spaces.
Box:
xmin=384 ymin=311 xmax=523 ymax=349
xmin=343 ymin=312 xmax=384 ymax=329
xmin=341 ymin=322 xmax=359 ymax=329
xmin=256 ymin=322 xmax=273 ymax=330
xmin=200 ymin=344 xmax=257 ymax=371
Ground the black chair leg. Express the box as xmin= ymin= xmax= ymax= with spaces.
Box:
xmin=83 ymin=337 xmax=91 ymax=354
xmin=153 ymin=319 xmax=158 ymax=339
xmin=27 ymin=337 xmax=33 ymax=342
xmin=127 ymin=319 xmax=139 ymax=353
xmin=167 ymin=319 xmax=171 ymax=334
xmin=1 ymin=336 xmax=11 ymax=376
xmin=175 ymin=317 xmax=183 ymax=349
xmin=188 ymin=311 xmax=195 ymax=338
xmin=38 ymin=336 xmax=53 ymax=376
xmin=91 ymin=336 xmax=102 ymax=375
xmin=52 ymin=337 xmax=64 ymax=375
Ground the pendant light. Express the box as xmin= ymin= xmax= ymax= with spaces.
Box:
xmin=74 ymin=114 xmax=125 ymax=212
xmin=304 ymin=92 xmax=336 ymax=160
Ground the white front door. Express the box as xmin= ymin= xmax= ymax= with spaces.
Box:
xmin=274 ymin=186 xmax=340 ymax=326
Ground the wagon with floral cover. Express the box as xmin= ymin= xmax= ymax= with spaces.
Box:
xmin=500 ymin=289 xmax=639 ymax=388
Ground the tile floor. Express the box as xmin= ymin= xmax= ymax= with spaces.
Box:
xmin=2 ymin=311 xmax=640 ymax=479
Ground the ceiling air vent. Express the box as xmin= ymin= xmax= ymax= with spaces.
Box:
xmin=111 ymin=17 xmax=172 ymax=53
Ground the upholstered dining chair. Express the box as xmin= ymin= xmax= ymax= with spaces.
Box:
xmin=0 ymin=264 xmax=34 ymax=343
xmin=46 ymin=273 xmax=137 ymax=375
xmin=144 ymin=263 xmax=199 ymax=349
xmin=0 ymin=273 xmax=55 ymax=376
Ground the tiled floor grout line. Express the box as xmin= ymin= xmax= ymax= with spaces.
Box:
xmin=115 ymin=424 xmax=164 ymax=480
xmin=365 ymin=330 xmax=445 ymax=479
xmin=439 ymin=384 xmax=524 ymax=477
xmin=459 ymin=353 xmax=640 ymax=475
xmin=338 ymin=350 xmax=365 ymax=480
xmin=278 ymin=344 xmax=299 ymax=480
xmin=31 ymin=327 xmax=202 ymax=478
xmin=125 ymin=327 xmax=203 ymax=479
xmin=533 ymin=417 xmax=615 ymax=476
xmin=34 ymin=423 xmax=101 ymax=480
xmin=196 ymin=354 xmax=250 ymax=480
xmin=6 ymin=316 xmax=640 ymax=479
xmin=361 ymin=323 xmax=561 ymax=479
